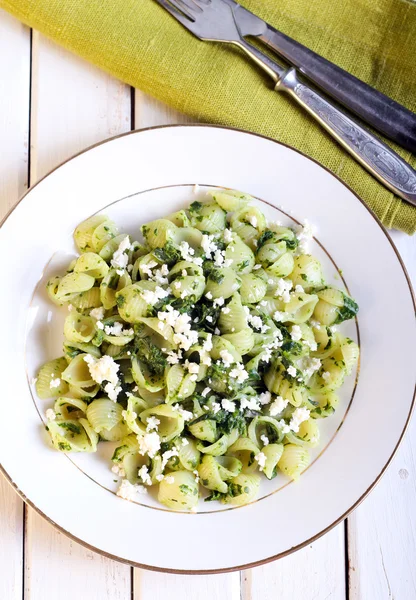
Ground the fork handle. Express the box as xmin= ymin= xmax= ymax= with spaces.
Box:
xmin=261 ymin=28 xmax=416 ymax=154
xmin=276 ymin=69 xmax=416 ymax=207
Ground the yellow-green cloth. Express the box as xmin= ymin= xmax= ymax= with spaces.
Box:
xmin=2 ymin=0 xmax=416 ymax=233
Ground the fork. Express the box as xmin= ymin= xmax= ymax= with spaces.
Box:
xmin=154 ymin=0 xmax=416 ymax=207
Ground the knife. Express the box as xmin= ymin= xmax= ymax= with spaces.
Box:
xmin=223 ymin=0 xmax=416 ymax=154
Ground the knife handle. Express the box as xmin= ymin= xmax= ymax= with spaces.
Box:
xmin=262 ymin=29 xmax=416 ymax=154
xmin=276 ymin=69 xmax=416 ymax=206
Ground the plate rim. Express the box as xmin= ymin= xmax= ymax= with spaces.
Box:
xmin=1 ymin=123 xmax=415 ymax=574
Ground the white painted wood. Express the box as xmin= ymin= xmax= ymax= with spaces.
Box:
xmin=348 ymin=230 xmax=416 ymax=600
xmin=133 ymin=90 xmax=239 ymax=598
xmin=30 ymin=31 xmax=131 ymax=183
xmin=134 ymin=570 xmax=240 ymax=600
xmin=25 ymin=32 xmax=132 ymax=599
xmin=0 ymin=9 xmax=30 ymax=600
xmin=242 ymin=525 xmax=346 ymax=600
xmin=134 ymin=90 xmax=192 ymax=128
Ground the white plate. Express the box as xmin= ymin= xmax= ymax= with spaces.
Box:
xmin=0 ymin=125 xmax=414 ymax=573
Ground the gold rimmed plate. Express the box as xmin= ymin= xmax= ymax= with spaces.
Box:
xmin=0 ymin=125 xmax=414 ymax=573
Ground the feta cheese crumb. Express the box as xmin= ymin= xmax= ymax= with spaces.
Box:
xmin=274 ymin=278 xmax=293 ymax=303
xmin=220 ymin=349 xmax=234 ymax=368
xmin=45 ymin=408 xmax=56 ymax=421
xmin=138 ymin=432 xmax=161 ymax=458
xmin=260 ymin=434 xmax=269 ymax=446
xmin=221 ymin=398 xmax=236 ymax=412
xmin=289 ymin=407 xmax=310 ymax=433
xmin=223 ymin=228 xmax=233 ymax=243
xmin=290 ymin=325 xmax=302 ymax=342
xmin=229 ymin=363 xmax=249 ymax=383
xmin=258 ymin=391 xmax=272 ymax=405
xmin=111 ymin=464 xmax=126 ymax=477
xmin=248 ymin=215 xmax=258 ymax=228
xmin=287 ymin=365 xmax=297 ymax=377
xmin=138 ymin=465 xmax=152 ymax=486
xmin=221 ymin=306 xmax=230 ymax=314
xmin=269 ymin=396 xmax=289 ymax=416
xmin=254 ymin=451 xmax=266 ymax=471
xmin=84 ymin=354 xmax=120 ymax=385
xmin=111 ymin=236 xmax=131 ymax=271
xmin=205 ymin=291 xmax=213 ymax=300
xmin=322 ymin=371 xmax=331 ymax=381
xmin=90 ymin=307 xmax=105 ymax=320
xmin=117 ymin=479 xmax=146 ymax=501
xmin=104 ymin=381 xmax=122 ymax=402
xmin=49 ymin=377 xmax=61 ymax=389
xmin=146 ymin=416 xmax=160 ymax=432
xmin=164 ymin=475 xmax=175 ymax=484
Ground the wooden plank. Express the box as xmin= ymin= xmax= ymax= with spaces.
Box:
xmin=25 ymin=32 xmax=132 ymax=600
xmin=134 ymin=570 xmax=241 ymax=600
xmin=134 ymin=90 xmax=192 ymax=128
xmin=0 ymin=9 xmax=30 ymax=600
xmin=348 ymin=231 xmax=416 ymax=600
xmin=242 ymin=524 xmax=346 ymax=600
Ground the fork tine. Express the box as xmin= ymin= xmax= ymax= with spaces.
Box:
xmin=154 ymin=0 xmax=194 ymax=22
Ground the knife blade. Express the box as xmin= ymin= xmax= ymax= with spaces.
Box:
xmin=223 ymin=0 xmax=416 ymax=154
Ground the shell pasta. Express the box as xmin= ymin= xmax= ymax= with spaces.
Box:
xmin=37 ymin=189 xmax=359 ymax=510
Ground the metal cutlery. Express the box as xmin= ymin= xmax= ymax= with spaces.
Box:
xmin=222 ymin=0 xmax=416 ymax=154
xmin=154 ymin=0 xmax=416 ymax=207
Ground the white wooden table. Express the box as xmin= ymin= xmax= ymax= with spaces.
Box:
xmin=1 ymin=11 xmax=415 ymax=600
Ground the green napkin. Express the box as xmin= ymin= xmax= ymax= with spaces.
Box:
xmin=2 ymin=0 xmax=416 ymax=234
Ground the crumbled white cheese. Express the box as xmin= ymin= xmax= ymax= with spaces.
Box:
xmin=255 ymin=451 xmax=266 ymax=471
xmin=221 ymin=398 xmax=236 ymax=412
xmin=161 ymin=448 xmax=179 ymax=469
xmin=277 ymin=419 xmax=291 ymax=434
xmin=287 ymin=365 xmax=297 ymax=377
xmin=211 ymin=401 xmax=221 ymax=414
xmin=229 ymin=363 xmax=249 ymax=383
xmin=274 ymin=278 xmax=293 ymax=303
xmin=117 ymin=479 xmax=147 ymax=501
xmin=322 ymin=371 xmax=331 ymax=381
xmin=138 ymin=465 xmax=152 ymax=486
xmin=220 ymin=349 xmax=234 ymax=368
xmin=240 ymin=396 xmax=261 ymax=411
xmin=84 ymin=354 xmax=119 ymax=385
xmin=206 ymin=315 xmax=213 ymax=323
xmin=138 ymin=432 xmax=161 ymax=458
xmin=248 ymin=215 xmax=258 ymax=228
xmin=182 ymin=438 xmax=189 ymax=446
xmin=213 ymin=297 xmax=225 ymax=308
xmin=96 ymin=320 xmax=104 ymax=330
xmin=164 ymin=475 xmax=175 ymax=484
xmin=290 ymin=325 xmax=302 ymax=342
xmin=205 ymin=291 xmax=213 ymax=300
xmin=202 ymin=333 xmax=213 ymax=353
xmin=111 ymin=236 xmax=131 ymax=271
xmin=184 ymin=360 xmax=199 ymax=375
xmin=201 ymin=234 xmax=218 ymax=259
xmin=273 ymin=311 xmax=286 ymax=322
xmin=90 ymin=307 xmax=105 ymax=320
xmin=269 ymin=396 xmax=289 ymax=416
xmin=221 ymin=306 xmax=230 ymax=314
xmin=111 ymin=464 xmax=125 ymax=477
xmin=141 ymin=260 xmax=158 ymax=277
xmin=260 ymin=434 xmax=269 ymax=447
xmin=172 ymin=404 xmax=193 ymax=421
xmin=141 ymin=286 xmax=170 ymax=306
xmin=45 ymin=408 xmax=56 ymax=421
xmin=49 ymin=377 xmax=61 ymax=389
xmin=253 ymin=264 xmax=261 ymax=271
xmin=146 ymin=416 xmax=160 ymax=432
xmin=289 ymin=407 xmax=310 ymax=433
xmin=104 ymin=322 xmax=124 ymax=336
xmin=201 ymin=387 xmax=211 ymax=397
xmin=223 ymin=228 xmax=233 ymax=243
xmin=213 ymin=249 xmax=225 ymax=267
xmin=258 ymin=391 xmax=272 ymax=405
xmin=104 ymin=381 xmax=122 ymax=402
xmin=294 ymin=285 xmax=305 ymax=293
